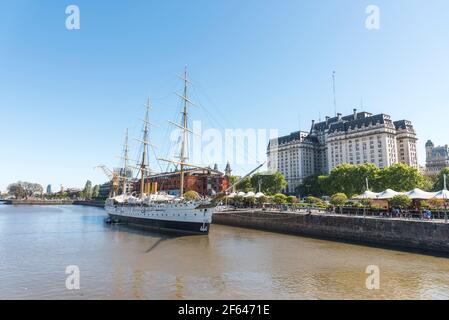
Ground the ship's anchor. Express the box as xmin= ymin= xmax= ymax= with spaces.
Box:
xmin=200 ymin=220 xmax=208 ymax=232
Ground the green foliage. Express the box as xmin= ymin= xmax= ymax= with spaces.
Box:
xmin=377 ymin=163 xmax=424 ymax=192
xmin=433 ymin=168 xmax=449 ymax=191
xmin=228 ymin=175 xmax=239 ymax=190
xmin=250 ymin=172 xmax=287 ymax=195
xmin=273 ymin=193 xmax=288 ymax=204
xmin=305 ymin=196 xmax=324 ymax=205
xmin=244 ymin=196 xmax=256 ymax=205
xmin=325 ymin=163 xmax=380 ymax=196
xmin=360 ymin=198 xmax=373 ymax=207
xmin=92 ymin=185 xmax=100 ymax=198
xmin=256 ymin=195 xmax=268 ymax=204
xmin=183 ymin=190 xmax=200 ymax=201
xmin=299 ymin=163 xmax=427 ymax=196
xmin=83 ymin=180 xmax=93 ymax=199
xmin=296 ymin=174 xmax=328 ymax=197
xmin=7 ymin=181 xmax=43 ymax=199
xmin=235 ymin=177 xmax=254 ymax=193
xmin=330 ymin=193 xmax=348 ymax=206
xmin=389 ymin=194 xmax=412 ymax=209
xmin=286 ymin=196 xmax=298 ymax=204
xmin=233 ymin=195 xmax=244 ymax=204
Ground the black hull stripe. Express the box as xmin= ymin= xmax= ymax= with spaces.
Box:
xmin=108 ymin=214 xmax=210 ymax=235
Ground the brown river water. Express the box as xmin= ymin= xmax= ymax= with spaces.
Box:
xmin=0 ymin=204 xmax=448 ymax=299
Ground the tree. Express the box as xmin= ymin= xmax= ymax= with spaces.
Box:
xmin=228 ymin=175 xmax=239 ymax=190
xmin=360 ymin=198 xmax=373 ymax=207
xmin=235 ymin=176 xmax=254 ymax=193
xmin=183 ymin=190 xmax=200 ymax=201
xmin=286 ymin=195 xmax=298 ymax=204
xmin=273 ymin=193 xmax=288 ymax=204
xmin=389 ymin=194 xmax=412 ymax=209
xmin=7 ymin=183 xmax=26 ymax=199
xmin=83 ymin=180 xmax=93 ymax=199
xmin=296 ymin=174 xmax=327 ymax=197
xmin=330 ymin=193 xmax=348 ymax=207
xmin=256 ymin=195 xmax=268 ymax=205
xmin=244 ymin=196 xmax=256 ymax=206
xmin=250 ymin=172 xmax=287 ymax=195
xmin=7 ymin=181 xmax=43 ymax=199
xmin=92 ymin=185 xmax=100 ymax=198
xmin=433 ymin=168 xmax=449 ymax=191
xmin=377 ymin=163 xmax=424 ymax=192
xmin=325 ymin=163 xmax=380 ymax=196
xmin=305 ymin=196 xmax=324 ymax=205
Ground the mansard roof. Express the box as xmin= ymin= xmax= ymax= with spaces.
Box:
xmin=269 ymin=130 xmax=309 ymax=146
xmin=327 ymin=113 xmax=393 ymax=134
xmin=431 ymin=145 xmax=449 ymax=158
xmin=393 ymin=120 xmax=413 ymax=130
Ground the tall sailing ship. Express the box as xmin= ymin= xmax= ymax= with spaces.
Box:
xmin=105 ymin=68 xmax=262 ymax=235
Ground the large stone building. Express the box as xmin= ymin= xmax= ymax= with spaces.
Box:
xmin=267 ymin=109 xmax=418 ymax=194
xmin=425 ymin=140 xmax=449 ymax=175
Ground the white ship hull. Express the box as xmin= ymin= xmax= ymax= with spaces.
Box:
xmin=105 ymin=201 xmax=213 ymax=234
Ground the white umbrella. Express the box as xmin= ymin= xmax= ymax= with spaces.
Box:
xmin=377 ymin=189 xmax=401 ymax=200
xmin=237 ymin=192 xmax=246 ymax=197
xmin=433 ymin=189 xmax=449 ymax=200
xmin=405 ymin=188 xmax=436 ymax=200
xmin=245 ymin=191 xmax=256 ymax=198
xmin=227 ymin=192 xmax=237 ymax=198
xmin=255 ymin=192 xmax=265 ymax=198
xmin=432 ymin=174 xmax=449 ymax=223
xmin=354 ymin=191 xmax=380 ymax=200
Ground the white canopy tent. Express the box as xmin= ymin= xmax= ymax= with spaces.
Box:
xmin=433 ymin=189 xmax=449 ymax=200
xmin=255 ymin=192 xmax=266 ymax=198
xmin=354 ymin=191 xmax=380 ymax=200
xmin=376 ymin=189 xmax=402 ymax=200
xmin=405 ymin=188 xmax=436 ymax=200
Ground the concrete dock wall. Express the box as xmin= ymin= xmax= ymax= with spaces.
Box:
xmin=213 ymin=210 xmax=449 ymax=254
xmin=73 ymin=200 xmax=105 ymax=208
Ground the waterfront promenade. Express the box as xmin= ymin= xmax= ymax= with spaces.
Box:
xmin=213 ymin=208 xmax=449 ymax=255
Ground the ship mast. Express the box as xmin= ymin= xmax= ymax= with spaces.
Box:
xmin=122 ymin=128 xmax=129 ymax=195
xmin=139 ymin=98 xmax=151 ymax=199
xmin=179 ymin=67 xmax=189 ymax=197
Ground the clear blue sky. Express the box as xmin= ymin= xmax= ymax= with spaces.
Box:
xmin=1 ymin=0 xmax=449 ymax=191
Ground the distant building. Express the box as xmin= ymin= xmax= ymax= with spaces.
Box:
xmin=425 ymin=140 xmax=449 ymax=175
xmin=224 ymin=162 xmax=232 ymax=176
xmin=99 ymin=182 xmax=112 ymax=198
xmin=267 ymin=109 xmax=418 ymax=194
xmin=46 ymin=184 xmax=52 ymax=194
xmin=141 ymin=167 xmax=230 ymax=197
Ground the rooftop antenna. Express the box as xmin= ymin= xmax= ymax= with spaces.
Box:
xmin=332 ymin=71 xmax=337 ymax=117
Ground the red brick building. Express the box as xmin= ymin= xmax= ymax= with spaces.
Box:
xmin=142 ymin=168 xmax=230 ymax=197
